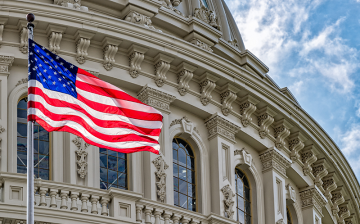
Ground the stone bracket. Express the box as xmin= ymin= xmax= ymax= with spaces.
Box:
xmin=75 ymin=31 xmax=95 ymax=64
xmin=300 ymin=145 xmax=318 ymax=177
xmin=220 ymin=83 xmax=239 ymax=116
xmin=239 ymin=94 xmax=259 ymax=127
xmin=102 ymin=37 xmax=122 ymax=71
xmin=288 ymin=132 xmax=307 ymax=161
xmin=273 ymin=119 xmax=292 ymax=151
xmin=176 ymin=62 xmax=197 ymax=96
xmin=311 ymin=158 xmax=329 ymax=192
xmin=154 ymin=53 xmax=174 ymax=87
xmin=46 ymin=24 xmax=67 ymax=54
xmin=72 ymin=136 xmax=90 ymax=179
xmin=257 ymin=106 xmax=276 ymax=139
xmin=128 ymin=44 xmax=148 ymax=78
xmin=323 ymin=172 xmax=339 ymax=202
xmin=199 ymin=72 xmax=219 ymax=106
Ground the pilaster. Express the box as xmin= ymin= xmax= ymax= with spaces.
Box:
xmin=204 ymin=113 xmax=240 ymax=218
xmin=259 ymin=147 xmax=291 ymax=224
xmin=299 ymin=186 xmax=327 ymax=223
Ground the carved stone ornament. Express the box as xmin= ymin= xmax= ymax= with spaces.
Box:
xmin=199 ymin=72 xmax=219 ymax=106
xmin=0 ymin=55 xmax=14 ymax=75
xmin=311 ymin=158 xmax=328 ymax=192
xmin=152 ymin=156 xmax=169 ymax=203
xmin=137 ymin=85 xmax=176 ymax=114
xmin=299 ymin=186 xmax=327 ymax=216
xmin=19 ymin=26 xmax=28 ymax=54
xmin=124 ymin=11 xmax=161 ymax=32
xmin=322 ymin=172 xmax=338 ymax=202
xmin=54 ymin=0 xmax=89 ymax=11
xmin=234 ymin=148 xmax=252 ymax=168
xmin=257 ymin=106 xmax=276 ymax=139
xmin=276 ymin=219 xmax=285 ymax=224
xmin=228 ymin=39 xmax=239 ymax=48
xmin=102 ymin=37 xmax=121 ymax=71
xmin=259 ymin=148 xmax=291 ymax=177
xmin=205 ymin=114 xmax=240 ymax=143
xmin=176 ymin=62 xmax=197 ymax=96
xmin=239 ymin=95 xmax=259 ymax=127
xmin=273 ymin=119 xmax=292 ymax=150
xmin=15 ymin=78 xmax=28 ymax=87
xmin=0 ymin=18 xmax=8 ymax=47
xmin=74 ymin=31 xmax=94 ymax=65
xmin=337 ymin=204 xmax=351 ymax=224
xmin=288 ymin=132 xmax=307 ymax=161
xmin=46 ymin=24 xmax=67 ymax=54
xmin=194 ymin=5 xmax=221 ymax=30
xmin=331 ymin=188 xmax=345 ymax=216
xmin=128 ymin=45 xmax=148 ymax=78
xmin=221 ymin=185 xmax=235 ymax=219
xmin=220 ymin=84 xmax=239 ymax=116
xmin=160 ymin=0 xmax=185 ymax=16
xmin=72 ymin=136 xmax=90 ymax=178
xmin=154 ymin=53 xmax=174 ymax=87
xmin=286 ymin=184 xmax=296 ymax=203
xmin=0 ymin=125 xmax=5 ymax=143
xmin=190 ymin=38 xmax=213 ymax=52
xmin=301 ymin=145 xmax=317 ymax=176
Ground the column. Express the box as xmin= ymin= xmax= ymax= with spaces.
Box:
xmin=0 ymin=55 xmax=14 ymax=172
xmin=299 ymin=186 xmax=327 ymax=224
xmin=259 ymin=147 xmax=292 ymax=224
xmin=137 ymin=85 xmax=176 ymax=201
xmin=204 ymin=113 xmax=240 ymax=218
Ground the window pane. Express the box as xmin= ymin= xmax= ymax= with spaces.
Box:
xmin=108 ymin=156 xmax=117 ymax=171
xmin=38 ymin=155 xmax=49 ymax=169
xmin=17 ymin=109 xmax=27 ymax=119
xmin=243 ymin=175 xmax=249 ymax=187
xmin=118 ymin=158 xmax=126 ymax=172
xmin=237 ymin=178 xmax=243 ymax=196
xmin=173 ymin=164 xmax=178 ymax=177
xmin=187 ymin=171 xmax=194 ymax=184
xmin=18 ymin=99 xmax=27 ymax=109
xmin=179 ymin=193 xmax=187 ymax=209
xmin=238 ymin=210 xmax=244 ymax=223
xmin=245 ymin=201 xmax=251 ymax=214
xmin=118 ymin=173 xmax=127 ymax=187
xmin=17 ymin=123 xmax=27 ymax=137
xmin=245 ymin=215 xmax=251 ymax=224
xmin=173 ymin=149 xmax=178 ymax=162
xmin=17 ymin=137 xmax=27 ymax=151
xmin=237 ymin=196 xmax=244 ymax=211
xmin=108 ymin=150 xmax=117 ymax=157
xmin=174 ymin=192 xmax=179 ymax=206
xmin=188 ymin=197 xmax=195 ymax=211
xmin=118 ymin=152 xmax=126 ymax=159
xmin=17 ymin=150 xmax=27 ymax=167
xmin=100 ymin=168 xmax=108 ymax=182
xmin=179 ymin=179 xmax=187 ymax=195
xmin=100 ymin=153 xmax=107 ymax=168
xmin=100 ymin=181 xmax=107 ymax=190
xmin=18 ymin=166 xmax=26 ymax=174
xmin=39 ymin=126 xmax=49 ymax=140
xmin=39 ymin=141 xmax=49 ymax=155
xmin=99 ymin=148 xmax=107 ymax=154
xmin=245 ymin=187 xmax=250 ymax=201
xmin=39 ymin=169 xmax=49 ymax=180
xmin=174 ymin=177 xmax=179 ymax=191
xmin=178 ymin=148 xmax=187 ymax=167
xmin=172 ymin=141 xmax=179 ymax=150
xmin=179 ymin=165 xmax=186 ymax=180
xmin=108 ymin=170 xmax=117 ymax=187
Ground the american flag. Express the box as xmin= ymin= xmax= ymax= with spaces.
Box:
xmin=28 ymin=39 xmax=163 ymax=154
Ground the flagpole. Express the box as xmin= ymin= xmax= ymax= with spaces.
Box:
xmin=26 ymin=13 xmax=35 ymax=224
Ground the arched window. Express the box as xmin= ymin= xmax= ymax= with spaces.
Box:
xmin=99 ymin=148 xmax=128 ymax=190
xmin=235 ymin=169 xmax=251 ymax=224
xmin=17 ymin=97 xmax=51 ymax=180
xmin=173 ymin=138 xmax=196 ymax=211
xmin=287 ymin=207 xmax=293 ymax=224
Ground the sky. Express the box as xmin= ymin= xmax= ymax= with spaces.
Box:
xmin=224 ymin=0 xmax=360 ymax=179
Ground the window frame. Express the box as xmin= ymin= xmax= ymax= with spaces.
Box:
xmin=287 ymin=207 xmax=293 ymax=224
xmin=172 ymin=137 xmax=197 ymax=212
xmin=235 ymin=168 xmax=252 ymax=224
xmin=16 ymin=96 xmax=52 ymax=180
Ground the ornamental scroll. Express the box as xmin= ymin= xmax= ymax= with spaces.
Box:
xmin=72 ymin=136 xmax=90 ymax=178
xmin=153 ymin=156 xmax=169 ymax=203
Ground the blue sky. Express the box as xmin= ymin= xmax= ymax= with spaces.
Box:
xmin=225 ymin=0 xmax=360 ymax=179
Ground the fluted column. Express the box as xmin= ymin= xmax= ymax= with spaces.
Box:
xmin=259 ymin=147 xmax=292 ymax=224
xmin=204 ymin=113 xmax=240 ymax=218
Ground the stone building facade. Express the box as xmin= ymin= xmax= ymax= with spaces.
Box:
xmin=0 ymin=0 xmax=358 ymax=224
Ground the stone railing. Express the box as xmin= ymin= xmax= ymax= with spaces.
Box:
xmin=0 ymin=173 xmax=236 ymax=224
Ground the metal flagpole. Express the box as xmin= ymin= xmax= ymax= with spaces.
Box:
xmin=26 ymin=13 xmax=35 ymax=224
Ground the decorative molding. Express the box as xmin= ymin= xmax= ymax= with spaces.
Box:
xmin=154 ymin=53 xmax=174 ymax=87
xmin=331 ymin=188 xmax=345 ymax=216
xmin=311 ymin=159 xmax=328 ymax=193
xmin=276 ymin=219 xmax=285 ymax=224
xmin=194 ymin=5 xmax=221 ymax=30
xmin=301 ymin=145 xmax=317 ymax=176
xmin=0 ymin=55 xmax=14 ymax=75
xmin=199 ymin=72 xmax=219 ymax=106
xmin=259 ymin=147 xmax=292 ymax=177
xmin=288 ymin=132 xmax=307 ymax=161
xmin=127 ymin=45 xmax=148 ymax=78
xmin=286 ymin=184 xmax=296 ymax=203
xmin=46 ymin=24 xmax=66 ymax=54
xmin=338 ymin=203 xmax=351 ymax=224
xmin=152 ymin=156 xmax=169 ymax=203
xmin=220 ymin=84 xmax=239 ymax=116
xmin=15 ymin=78 xmax=28 ymax=87
xmin=54 ymin=0 xmax=89 ymax=11
xmin=19 ymin=26 xmax=28 ymax=54
xmin=189 ymin=38 xmax=213 ymax=52
xmin=160 ymin=0 xmax=184 ymax=16
xmin=273 ymin=119 xmax=292 ymax=150
xmin=0 ymin=125 xmax=5 ymax=143
xmin=75 ymin=31 xmax=95 ymax=64
xmin=257 ymin=106 xmax=276 ymax=139
xmin=228 ymin=39 xmax=239 ymax=48
xmin=137 ymin=85 xmax=176 ymax=114
xmin=72 ymin=136 xmax=90 ymax=179
xmin=239 ymin=95 xmax=259 ymax=127
xmin=205 ymin=114 xmax=240 ymax=143
xmin=299 ymin=186 xmax=327 ymax=216
xmin=102 ymin=37 xmax=121 ymax=71
xmin=234 ymin=148 xmax=252 ymax=168
xmin=176 ymin=62 xmax=197 ymax=96
xmin=322 ymin=172 xmax=338 ymax=202
xmin=221 ymin=185 xmax=235 ymax=219
xmin=124 ymin=11 xmax=161 ymax=32
xmin=0 ymin=18 xmax=8 ymax=47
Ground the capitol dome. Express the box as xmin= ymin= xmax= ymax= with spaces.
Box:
xmin=0 ymin=0 xmax=358 ymax=224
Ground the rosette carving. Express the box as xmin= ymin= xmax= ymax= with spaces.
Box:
xmin=154 ymin=53 xmax=174 ymax=87
xmin=273 ymin=119 xmax=292 ymax=150
xmin=220 ymin=84 xmax=239 ymax=116
xmin=257 ymin=106 xmax=276 ymax=139
xmin=72 ymin=136 xmax=90 ymax=178
xmin=153 ymin=156 xmax=169 ymax=203
xmin=239 ymin=95 xmax=259 ymax=127
xmin=128 ymin=45 xmax=148 ymax=78
xmin=221 ymin=185 xmax=235 ymax=219
xmin=199 ymin=72 xmax=218 ymax=106
xmin=176 ymin=62 xmax=197 ymax=96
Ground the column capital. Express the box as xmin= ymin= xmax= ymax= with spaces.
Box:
xmin=204 ymin=113 xmax=241 ymax=143
xmin=259 ymin=147 xmax=292 ymax=177
xmin=0 ymin=55 xmax=14 ymax=76
xmin=137 ymin=85 xmax=176 ymax=114
xmin=299 ymin=186 xmax=327 ymax=216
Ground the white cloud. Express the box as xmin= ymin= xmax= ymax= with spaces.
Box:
xmin=339 ymin=124 xmax=360 ymax=178
xmin=289 ymin=80 xmax=304 ymax=96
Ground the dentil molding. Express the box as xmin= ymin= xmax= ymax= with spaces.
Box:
xmin=259 ymin=147 xmax=291 ymax=177
xmin=153 ymin=53 xmax=174 ymax=87
xmin=239 ymin=95 xmax=259 ymax=127
xmin=199 ymin=72 xmax=219 ymax=106
xmin=102 ymin=37 xmax=122 ymax=71
xmin=72 ymin=136 xmax=90 ymax=179
xmin=128 ymin=45 xmax=148 ymax=78
xmin=257 ymin=106 xmax=276 ymax=139
xmin=273 ymin=119 xmax=292 ymax=151
xmin=220 ymin=84 xmax=239 ymax=116
xmin=176 ymin=62 xmax=197 ymax=96
xmin=152 ymin=156 xmax=169 ymax=203
xmin=137 ymin=85 xmax=176 ymax=114
xmin=205 ymin=114 xmax=240 ymax=144
xmin=221 ymin=185 xmax=235 ymax=219
xmin=299 ymin=186 xmax=327 ymax=216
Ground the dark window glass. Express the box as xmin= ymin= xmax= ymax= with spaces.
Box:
xmin=99 ymin=148 xmax=127 ymax=190
xmin=173 ymin=138 xmax=196 ymax=211
xmin=17 ymin=98 xmax=50 ymax=180
xmin=287 ymin=207 xmax=293 ymax=224
xmin=236 ymin=169 xmax=251 ymax=223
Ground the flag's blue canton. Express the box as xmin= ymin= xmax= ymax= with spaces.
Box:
xmin=28 ymin=39 xmax=78 ymax=98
